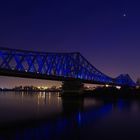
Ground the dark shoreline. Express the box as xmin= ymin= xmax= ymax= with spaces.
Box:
xmin=83 ymin=87 xmax=140 ymax=99
xmin=60 ymin=87 xmax=140 ymax=99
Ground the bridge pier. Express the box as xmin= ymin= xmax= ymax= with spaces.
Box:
xmin=61 ymin=80 xmax=84 ymax=97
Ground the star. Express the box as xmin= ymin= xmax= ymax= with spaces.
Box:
xmin=123 ymin=13 xmax=126 ymax=17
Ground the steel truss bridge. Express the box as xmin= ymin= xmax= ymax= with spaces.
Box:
xmin=0 ymin=47 xmax=136 ymax=87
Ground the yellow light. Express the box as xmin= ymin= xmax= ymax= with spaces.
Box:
xmin=37 ymin=86 xmax=48 ymax=90
xmin=44 ymin=86 xmax=48 ymax=89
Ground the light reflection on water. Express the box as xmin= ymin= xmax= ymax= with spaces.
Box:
xmin=0 ymin=92 xmax=62 ymax=123
xmin=0 ymin=92 xmax=140 ymax=140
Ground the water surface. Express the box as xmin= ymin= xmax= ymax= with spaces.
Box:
xmin=0 ymin=92 xmax=140 ymax=140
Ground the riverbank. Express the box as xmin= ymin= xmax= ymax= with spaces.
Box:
xmin=84 ymin=87 xmax=140 ymax=99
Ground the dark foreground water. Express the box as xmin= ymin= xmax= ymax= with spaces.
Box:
xmin=0 ymin=92 xmax=140 ymax=140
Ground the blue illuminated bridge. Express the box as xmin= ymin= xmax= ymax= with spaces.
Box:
xmin=0 ymin=47 xmax=136 ymax=87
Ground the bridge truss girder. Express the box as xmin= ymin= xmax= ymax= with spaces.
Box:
xmin=0 ymin=47 xmax=136 ymax=87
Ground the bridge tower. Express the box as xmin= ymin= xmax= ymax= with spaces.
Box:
xmin=61 ymin=80 xmax=84 ymax=96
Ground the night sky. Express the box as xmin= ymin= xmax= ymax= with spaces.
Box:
xmin=0 ymin=0 xmax=140 ymax=87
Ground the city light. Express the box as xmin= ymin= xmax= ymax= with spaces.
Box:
xmin=116 ymin=86 xmax=121 ymax=90
xmin=37 ymin=86 xmax=48 ymax=90
xmin=105 ymin=84 xmax=109 ymax=87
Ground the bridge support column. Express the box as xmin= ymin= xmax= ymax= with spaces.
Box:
xmin=61 ymin=80 xmax=84 ymax=97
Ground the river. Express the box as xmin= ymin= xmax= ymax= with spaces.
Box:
xmin=0 ymin=92 xmax=140 ymax=140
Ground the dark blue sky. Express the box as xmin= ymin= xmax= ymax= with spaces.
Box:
xmin=0 ymin=0 xmax=140 ymax=87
